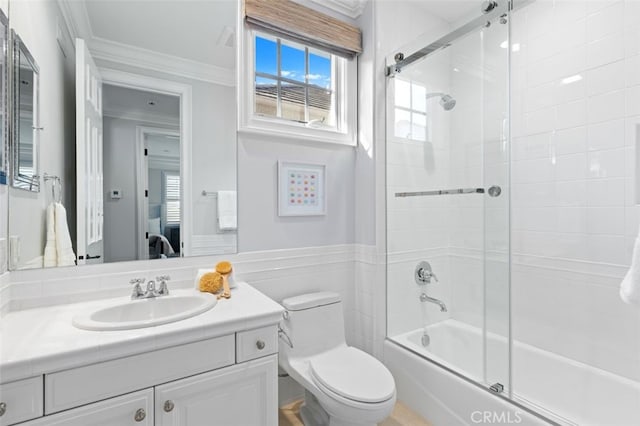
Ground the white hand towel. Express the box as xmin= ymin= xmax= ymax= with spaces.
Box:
xmin=54 ymin=202 xmax=76 ymax=267
xmin=621 ymin=235 xmax=640 ymax=306
xmin=217 ymin=190 xmax=237 ymax=231
xmin=43 ymin=203 xmax=57 ymax=267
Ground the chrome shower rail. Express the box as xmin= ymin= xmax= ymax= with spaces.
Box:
xmin=385 ymin=0 xmax=535 ymax=77
xmin=395 ymin=188 xmax=485 ymax=198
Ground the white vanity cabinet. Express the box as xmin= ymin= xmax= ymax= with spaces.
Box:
xmin=21 ymin=389 xmax=154 ymax=426
xmin=155 ymin=355 xmax=277 ymax=426
xmin=7 ymin=326 xmax=279 ymax=426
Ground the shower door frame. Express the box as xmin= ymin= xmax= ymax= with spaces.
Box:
xmin=383 ymin=0 xmax=558 ymax=424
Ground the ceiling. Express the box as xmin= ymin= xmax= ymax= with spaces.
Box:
xmin=103 ymin=84 xmax=180 ymax=124
xmin=76 ymin=0 xmax=237 ymax=70
xmin=147 ymin=134 xmax=180 ymax=160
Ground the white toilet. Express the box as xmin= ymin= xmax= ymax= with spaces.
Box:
xmin=278 ymin=292 xmax=396 ymax=426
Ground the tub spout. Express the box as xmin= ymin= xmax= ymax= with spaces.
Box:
xmin=420 ymin=293 xmax=448 ymax=312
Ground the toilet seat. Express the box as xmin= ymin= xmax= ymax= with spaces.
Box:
xmin=309 ymin=347 xmax=395 ymax=404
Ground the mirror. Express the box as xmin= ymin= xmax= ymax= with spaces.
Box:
xmin=11 ymin=32 xmax=39 ymax=192
xmin=7 ymin=0 xmax=238 ymax=270
xmin=0 ymin=10 xmax=6 ymax=185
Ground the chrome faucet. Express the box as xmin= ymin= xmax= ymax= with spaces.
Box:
xmin=420 ymin=293 xmax=448 ymax=312
xmin=130 ymin=276 xmax=171 ymax=300
xmin=415 ymin=261 xmax=447 ymax=312
xmin=156 ymin=275 xmax=171 ymax=296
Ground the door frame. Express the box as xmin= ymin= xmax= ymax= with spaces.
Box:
xmin=135 ymin=126 xmax=180 ymax=260
xmin=100 ymin=68 xmax=193 ymax=258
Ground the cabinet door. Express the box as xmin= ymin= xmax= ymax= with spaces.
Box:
xmin=155 ymin=355 xmax=278 ymax=426
xmin=21 ymin=389 xmax=153 ymax=426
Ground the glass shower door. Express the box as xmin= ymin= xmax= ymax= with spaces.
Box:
xmin=385 ymin=7 xmax=511 ymax=394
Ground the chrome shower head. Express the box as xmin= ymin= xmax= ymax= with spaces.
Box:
xmin=439 ymin=94 xmax=456 ymax=111
xmin=425 ymin=92 xmax=457 ymax=111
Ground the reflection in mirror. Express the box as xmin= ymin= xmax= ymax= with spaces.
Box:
xmin=11 ymin=32 xmax=39 ymax=191
xmin=7 ymin=0 xmax=238 ymax=270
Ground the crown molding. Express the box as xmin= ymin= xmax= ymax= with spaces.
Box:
xmin=56 ymin=0 xmax=235 ymax=87
xmin=103 ymin=107 xmax=180 ymax=128
xmin=307 ymin=0 xmax=367 ymax=19
xmin=90 ymin=37 xmax=236 ymax=87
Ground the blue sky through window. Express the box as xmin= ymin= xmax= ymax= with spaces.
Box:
xmin=255 ymin=35 xmax=331 ymax=89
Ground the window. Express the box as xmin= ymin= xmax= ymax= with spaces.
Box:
xmin=394 ymin=79 xmax=428 ymax=142
xmin=254 ymin=33 xmax=339 ymax=129
xmin=164 ymin=173 xmax=180 ymax=225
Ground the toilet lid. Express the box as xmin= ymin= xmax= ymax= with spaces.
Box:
xmin=310 ymin=347 xmax=395 ymax=403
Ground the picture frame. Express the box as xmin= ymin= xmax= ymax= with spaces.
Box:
xmin=278 ymin=161 xmax=326 ymax=216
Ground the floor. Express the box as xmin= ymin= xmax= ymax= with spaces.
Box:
xmin=278 ymin=400 xmax=432 ymax=426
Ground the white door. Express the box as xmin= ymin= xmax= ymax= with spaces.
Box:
xmin=155 ymin=355 xmax=278 ymax=426
xmin=20 ymin=389 xmax=153 ymax=426
xmin=76 ymin=38 xmax=104 ymax=265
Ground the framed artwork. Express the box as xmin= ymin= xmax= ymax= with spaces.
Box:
xmin=278 ymin=161 xmax=326 ymax=216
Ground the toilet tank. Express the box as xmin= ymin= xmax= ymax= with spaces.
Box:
xmin=280 ymin=292 xmax=346 ymax=359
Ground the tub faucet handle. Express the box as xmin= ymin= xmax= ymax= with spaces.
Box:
xmin=415 ymin=261 xmax=438 ymax=284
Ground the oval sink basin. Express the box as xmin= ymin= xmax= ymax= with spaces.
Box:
xmin=72 ymin=292 xmax=217 ymax=331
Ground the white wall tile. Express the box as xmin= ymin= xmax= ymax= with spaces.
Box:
xmin=588 ymin=148 xmax=627 ymax=178
xmin=587 ymin=32 xmax=625 ymax=69
xmin=557 ymin=100 xmax=588 ymax=129
xmin=588 ymin=89 xmax=626 ymax=123
xmin=555 ymin=126 xmax=588 ymax=155
xmin=587 ymin=119 xmax=625 ymax=151
xmin=586 ymin=59 xmax=625 ymax=96
xmin=586 ymin=1 xmax=624 ymax=43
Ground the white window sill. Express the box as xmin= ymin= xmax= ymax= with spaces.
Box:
xmin=238 ymin=121 xmax=356 ymax=147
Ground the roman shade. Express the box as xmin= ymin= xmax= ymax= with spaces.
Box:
xmin=244 ymin=0 xmax=362 ymax=58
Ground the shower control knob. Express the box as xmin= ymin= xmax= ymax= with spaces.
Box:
xmin=488 ymin=185 xmax=502 ymax=197
xmin=481 ymin=1 xmax=498 ymax=13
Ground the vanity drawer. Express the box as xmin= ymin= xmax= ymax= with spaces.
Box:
xmin=45 ymin=334 xmax=235 ymax=414
xmin=0 ymin=376 xmax=43 ymax=426
xmin=236 ymin=325 xmax=278 ymax=363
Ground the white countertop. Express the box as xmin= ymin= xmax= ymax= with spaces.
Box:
xmin=0 ymin=282 xmax=284 ymax=383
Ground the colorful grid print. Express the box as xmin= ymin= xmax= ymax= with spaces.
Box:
xmin=288 ymin=170 xmax=318 ymax=207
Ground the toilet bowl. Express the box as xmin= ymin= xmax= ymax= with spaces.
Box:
xmin=278 ymin=292 xmax=396 ymax=426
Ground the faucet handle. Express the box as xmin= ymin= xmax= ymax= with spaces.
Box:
xmin=156 ymin=276 xmax=170 ymax=296
xmin=415 ymin=261 xmax=438 ymax=284
xmin=130 ymin=278 xmax=145 ymax=299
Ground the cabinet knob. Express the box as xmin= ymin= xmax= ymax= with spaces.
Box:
xmin=0 ymin=402 xmax=6 ymax=416
xmin=134 ymin=408 xmax=146 ymax=422
xmin=256 ymin=340 xmax=266 ymax=350
xmin=164 ymin=400 xmax=175 ymax=412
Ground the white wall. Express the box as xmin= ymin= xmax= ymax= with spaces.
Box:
xmin=237 ymin=135 xmax=356 ymax=251
xmin=510 ymin=0 xmax=640 ymax=382
xmin=8 ymin=0 xmax=75 ymax=268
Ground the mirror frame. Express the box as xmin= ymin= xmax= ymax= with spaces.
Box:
xmin=11 ymin=30 xmax=40 ymax=192
xmin=0 ymin=9 xmax=7 ymax=185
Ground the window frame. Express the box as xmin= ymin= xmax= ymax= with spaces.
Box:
xmin=163 ymin=171 xmax=181 ymax=226
xmin=239 ymin=23 xmax=357 ymax=146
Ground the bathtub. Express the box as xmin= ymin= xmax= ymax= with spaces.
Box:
xmin=388 ymin=320 xmax=640 ymax=426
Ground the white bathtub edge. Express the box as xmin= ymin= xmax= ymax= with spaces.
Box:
xmin=383 ymin=339 xmax=551 ymax=426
